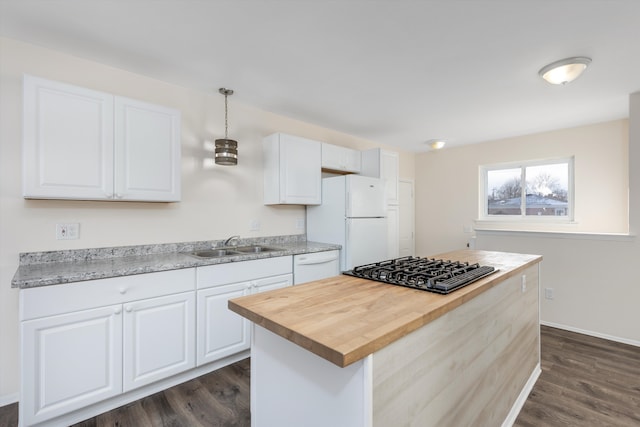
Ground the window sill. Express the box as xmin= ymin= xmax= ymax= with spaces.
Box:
xmin=473 ymin=226 xmax=635 ymax=242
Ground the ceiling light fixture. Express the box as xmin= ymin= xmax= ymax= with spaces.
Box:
xmin=538 ymin=57 xmax=591 ymax=85
xmin=215 ymin=88 xmax=238 ymax=166
xmin=428 ymin=139 xmax=446 ymax=150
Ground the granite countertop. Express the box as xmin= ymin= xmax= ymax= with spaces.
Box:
xmin=12 ymin=235 xmax=340 ymax=289
xmin=228 ymin=249 xmax=543 ymax=367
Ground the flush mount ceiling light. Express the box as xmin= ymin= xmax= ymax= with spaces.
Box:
xmin=538 ymin=57 xmax=592 ymax=85
xmin=427 ymin=139 xmax=446 ymax=150
xmin=215 ymin=88 xmax=238 ymax=166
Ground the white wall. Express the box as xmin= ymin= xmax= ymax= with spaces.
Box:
xmin=415 ymin=108 xmax=638 ymax=346
xmin=0 ymin=37 xmax=415 ymax=403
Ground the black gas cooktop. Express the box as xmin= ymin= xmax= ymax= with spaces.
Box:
xmin=343 ymin=256 xmax=497 ymax=294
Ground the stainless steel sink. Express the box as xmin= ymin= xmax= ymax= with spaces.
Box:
xmin=234 ymin=245 xmax=281 ymax=253
xmin=186 ymin=245 xmax=281 ymax=259
xmin=188 ymin=249 xmax=242 ymax=258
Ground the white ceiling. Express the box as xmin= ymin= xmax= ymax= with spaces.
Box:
xmin=2 ymin=0 xmax=639 ymax=152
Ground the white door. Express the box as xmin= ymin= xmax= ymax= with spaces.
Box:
xmin=346 ymin=175 xmax=386 ymax=217
xmin=197 ymin=282 xmax=251 ymax=366
xmin=399 ymin=180 xmax=415 ymax=257
xmin=253 ymin=274 xmax=293 ymax=293
xmin=23 ymin=75 xmax=114 ymax=200
xmin=123 ymin=292 xmax=195 ymax=391
xmin=21 ymin=306 xmax=122 ymax=426
xmin=114 ymin=96 xmax=181 ymax=201
xmin=345 ymin=217 xmax=388 ymax=270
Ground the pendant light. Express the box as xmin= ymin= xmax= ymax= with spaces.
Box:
xmin=215 ymin=88 xmax=238 ymax=165
xmin=538 ymin=57 xmax=591 ymax=85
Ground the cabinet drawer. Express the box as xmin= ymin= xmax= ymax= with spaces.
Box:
xmin=20 ymin=268 xmax=196 ymax=321
xmin=196 ymin=256 xmax=292 ymax=288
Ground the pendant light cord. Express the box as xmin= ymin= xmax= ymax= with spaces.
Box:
xmin=224 ymin=93 xmax=229 ymax=139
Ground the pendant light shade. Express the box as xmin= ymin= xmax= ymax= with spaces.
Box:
xmin=538 ymin=57 xmax=591 ymax=85
xmin=215 ymin=88 xmax=238 ymax=165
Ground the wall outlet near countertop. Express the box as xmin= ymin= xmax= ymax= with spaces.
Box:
xmin=249 ymin=219 xmax=261 ymax=231
xmin=56 ymin=223 xmax=79 ymax=240
xmin=296 ymin=218 xmax=305 ymax=230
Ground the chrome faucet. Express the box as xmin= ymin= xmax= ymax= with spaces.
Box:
xmin=223 ymin=235 xmax=240 ymax=246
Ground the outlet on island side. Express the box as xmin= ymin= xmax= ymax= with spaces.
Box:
xmin=544 ymin=288 xmax=554 ymax=300
xmin=56 ymin=223 xmax=80 ymax=240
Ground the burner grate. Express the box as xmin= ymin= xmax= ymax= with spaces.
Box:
xmin=344 ymin=257 xmax=497 ymax=294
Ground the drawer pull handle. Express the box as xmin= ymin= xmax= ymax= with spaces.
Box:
xmin=118 ymin=287 xmax=127 ymax=294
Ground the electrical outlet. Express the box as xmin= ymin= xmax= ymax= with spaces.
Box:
xmin=544 ymin=288 xmax=554 ymax=300
xmin=249 ymin=219 xmax=261 ymax=231
xmin=56 ymin=223 xmax=80 ymax=240
xmin=521 ymin=275 xmax=527 ymax=293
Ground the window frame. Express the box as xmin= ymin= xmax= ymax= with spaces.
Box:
xmin=479 ymin=157 xmax=575 ymax=222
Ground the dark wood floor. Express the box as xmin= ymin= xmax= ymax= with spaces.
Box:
xmin=1 ymin=326 xmax=639 ymax=427
xmin=515 ymin=325 xmax=640 ymax=427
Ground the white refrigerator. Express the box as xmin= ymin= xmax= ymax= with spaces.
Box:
xmin=307 ymin=175 xmax=388 ymax=271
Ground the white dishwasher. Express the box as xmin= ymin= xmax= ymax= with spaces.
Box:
xmin=293 ymin=250 xmax=340 ymax=285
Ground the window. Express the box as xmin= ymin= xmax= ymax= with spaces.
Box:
xmin=480 ymin=158 xmax=574 ymax=220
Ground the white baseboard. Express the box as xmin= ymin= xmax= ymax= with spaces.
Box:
xmin=0 ymin=392 xmax=19 ymax=407
xmin=541 ymin=321 xmax=640 ymax=347
xmin=501 ymin=363 xmax=541 ymax=427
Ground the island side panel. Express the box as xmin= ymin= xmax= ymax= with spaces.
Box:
xmin=372 ymin=264 xmax=540 ymax=427
xmin=251 ymin=326 xmax=372 ymax=427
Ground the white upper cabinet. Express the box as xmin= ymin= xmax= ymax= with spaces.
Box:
xmin=23 ymin=75 xmax=181 ymax=202
xmin=360 ymin=148 xmax=399 ymax=205
xmin=23 ymin=75 xmax=115 ymax=200
xmin=114 ymin=97 xmax=181 ymax=201
xmin=263 ymin=133 xmax=322 ymax=205
xmin=321 ymin=143 xmax=361 ymax=173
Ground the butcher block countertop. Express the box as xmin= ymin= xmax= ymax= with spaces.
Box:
xmin=228 ymin=249 xmax=542 ymax=368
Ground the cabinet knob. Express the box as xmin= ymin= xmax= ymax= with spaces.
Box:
xmin=114 ymin=307 xmax=122 ymax=315
xmin=125 ymin=306 xmax=133 ymax=313
xmin=115 ymin=193 xmax=124 ymax=199
xmin=118 ymin=287 xmax=127 ymax=294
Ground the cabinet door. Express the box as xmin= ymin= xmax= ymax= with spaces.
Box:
xmin=253 ymin=274 xmax=293 ymax=293
xmin=23 ymin=75 xmax=114 ymax=200
xmin=381 ymin=150 xmax=399 ymax=205
xmin=114 ymin=97 xmax=181 ymax=202
xmin=321 ymin=143 xmax=361 ymax=173
xmin=21 ymin=305 xmax=122 ymax=426
xmin=123 ymin=292 xmax=195 ymax=392
xmin=197 ymin=282 xmax=251 ymax=365
xmin=264 ymin=133 xmax=321 ymax=205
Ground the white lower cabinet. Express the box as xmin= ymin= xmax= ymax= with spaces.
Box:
xmin=123 ymin=292 xmax=195 ymax=392
xmin=20 ymin=268 xmax=195 ymax=426
xmin=197 ymin=282 xmax=251 ymax=365
xmin=19 ymin=255 xmax=300 ymax=426
xmin=21 ymin=305 xmax=123 ymax=426
xmin=196 ymin=256 xmax=293 ymax=367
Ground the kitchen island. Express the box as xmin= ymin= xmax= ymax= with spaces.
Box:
xmin=228 ymin=249 xmax=542 ymax=427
